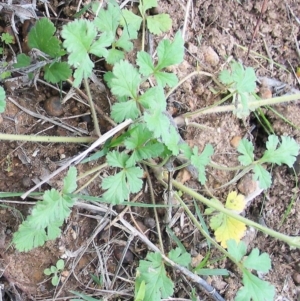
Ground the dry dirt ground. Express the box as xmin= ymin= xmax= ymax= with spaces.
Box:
xmin=0 ymin=0 xmax=300 ymax=300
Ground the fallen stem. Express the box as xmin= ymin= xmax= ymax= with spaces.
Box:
xmin=175 ymin=93 xmax=300 ymax=126
xmin=0 ymin=133 xmax=95 ymax=143
xmin=171 ymin=178 xmax=300 ymax=248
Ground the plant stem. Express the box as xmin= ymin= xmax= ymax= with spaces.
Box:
xmin=174 ymin=192 xmax=241 ymax=267
xmin=171 ymin=179 xmax=300 ymax=248
xmin=84 ymin=78 xmax=101 ymax=137
xmin=0 ymin=133 xmax=95 ymax=143
xmin=178 ymin=93 xmax=300 ymax=123
xmin=182 ymin=91 xmax=235 ymax=119
xmin=209 ymin=161 xmax=246 ymax=171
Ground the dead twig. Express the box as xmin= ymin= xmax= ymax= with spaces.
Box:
xmin=8 ymin=97 xmax=89 ymax=135
xmin=245 ymin=0 xmax=268 ymax=62
xmin=21 ymin=119 xmax=133 ymax=199
xmin=118 ymin=216 xmax=225 ymax=301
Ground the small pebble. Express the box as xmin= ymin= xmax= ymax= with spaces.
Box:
xmin=22 ymin=176 xmax=32 ymax=188
xmin=144 ymin=217 xmax=156 ymax=228
xmin=237 ymin=174 xmax=258 ymax=196
xmin=114 ymin=246 xmax=134 ymax=264
xmin=203 ymin=46 xmax=219 ymax=66
xmin=44 ymin=97 xmax=64 ymax=117
xmin=293 ymin=272 xmax=300 ymax=284
xmin=230 ymin=136 xmax=242 ymax=148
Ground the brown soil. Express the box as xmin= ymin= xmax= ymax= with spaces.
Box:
xmin=0 ymin=0 xmax=300 ymax=300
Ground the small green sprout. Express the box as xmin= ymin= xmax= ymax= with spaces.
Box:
xmin=44 ymin=259 xmax=65 ymax=286
xmin=1 ymin=32 xmax=14 ymax=44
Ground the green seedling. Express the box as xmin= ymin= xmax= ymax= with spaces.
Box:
xmin=44 ymin=259 xmax=65 ymax=286
xmin=70 ymin=290 xmax=101 ymax=301
xmin=90 ymin=274 xmax=103 ymax=287
xmin=237 ymin=135 xmax=300 ymax=189
xmin=13 ymin=166 xmax=77 ymax=251
xmin=1 ymin=32 xmax=14 ymax=45
xmin=1 ymin=0 xmax=299 ymax=300
xmin=227 ymin=240 xmax=275 ymax=301
xmin=219 ymin=60 xmax=257 ymax=118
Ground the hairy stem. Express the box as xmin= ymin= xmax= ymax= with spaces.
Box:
xmin=175 ymin=93 xmax=300 ymax=126
xmin=171 ymin=179 xmax=300 ymax=248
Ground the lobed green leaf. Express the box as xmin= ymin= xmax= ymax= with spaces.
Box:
xmin=253 ymin=165 xmax=272 ymax=189
xmin=191 ymin=144 xmax=214 ymax=184
xmin=168 ymin=247 xmax=191 ymax=267
xmin=146 ymin=14 xmax=172 ymax=35
xmin=62 ymin=166 xmax=77 ymax=194
xmin=13 ymin=53 xmax=31 ymax=68
xmin=111 ymin=60 xmax=141 ymax=99
xmin=28 ymin=18 xmax=63 ymax=58
xmin=94 ymin=3 xmax=121 ymax=35
xmin=44 ymin=62 xmax=72 ymax=84
xmin=135 ymin=252 xmax=174 ymax=301
xmin=237 ymin=138 xmax=254 ymax=165
xmin=227 ymin=240 xmax=247 ymax=263
xmin=156 ymin=31 xmax=184 ymax=70
xmin=243 ymin=248 xmax=271 ymax=273
xmin=235 ymin=270 xmax=275 ymax=301
xmin=261 ymin=135 xmax=300 ymax=167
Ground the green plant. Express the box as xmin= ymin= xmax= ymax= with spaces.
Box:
xmin=227 ymin=240 xmax=275 ymax=301
xmin=44 ymin=259 xmax=65 ymax=286
xmin=70 ymin=290 xmax=101 ymax=301
xmin=0 ymin=86 xmax=6 ymax=113
xmin=135 ymin=248 xmax=191 ymax=301
xmin=1 ymin=1 xmax=300 ymax=300
xmin=219 ymin=60 xmax=257 ymax=118
xmin=12 ymin=166 xmax=77 ymax=251
xmin=1 ymin=32 xmax=14 ymax=45
xmin=237 ymin=135 xmax=299 ymax=189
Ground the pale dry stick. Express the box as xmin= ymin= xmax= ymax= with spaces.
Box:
xmin=8 ymin=97 xmax=88 ymax=135
xmin=118 ymin=216 xmax=225 ymax=301
xmin=21 ymin=119 xmax=133 ymax=199
xmin=293 ymin=33 xmax=300 ymax=60
xmin=109 ymin=234 xmax=135 ymax=289
xmin=55 ymin=217 xmax=113 ymax=300
xmin=36 ymin=78 xmax=79 ymax=103
xmin=76 ymin=0 xmax=83 ymax=12
xmin=181 ymin=0 xmax=192 ymax=41
xmin=285 ymin=1 xmax=300 ymax=25
xmin=92 ymin=240 xmax=111 ymax=289
xmin=262 ymin=35 xmax=274 ymax=72
xmin=0 ymin=199 xmax=35 ymax=205
xmin=0 ymin=133 xmax=94 ymax=143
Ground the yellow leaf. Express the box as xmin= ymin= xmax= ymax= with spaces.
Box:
xmin=225 ymin=191 xmax=245 ymax=213
xmin=214 ymin=214 xmax=246 ymax=248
